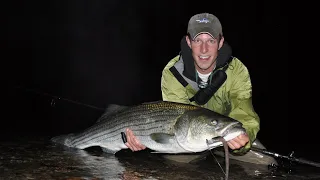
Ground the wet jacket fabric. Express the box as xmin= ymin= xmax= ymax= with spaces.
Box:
xmin=161 ymin=36 xmax=260 ymax=153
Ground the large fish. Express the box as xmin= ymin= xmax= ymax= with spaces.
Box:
xmin=51 ymin=101 xmax=246 ymax=154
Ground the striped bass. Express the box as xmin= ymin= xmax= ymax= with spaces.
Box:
xmin=51 ymin=101 xmax=246 ymax=154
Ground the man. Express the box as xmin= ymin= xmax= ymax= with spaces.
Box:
xmin=124 ymin=13 xmax=260 ymax=155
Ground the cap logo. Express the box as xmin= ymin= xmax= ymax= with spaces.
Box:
xmin=196 ymin=18 xmax=210 ymax=23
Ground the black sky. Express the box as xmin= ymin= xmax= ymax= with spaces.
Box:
xmin=3 ymin=1 xmax=302 ymax=161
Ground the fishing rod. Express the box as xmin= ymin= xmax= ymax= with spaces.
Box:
xmin=13 ymin=86 xmax=105 ymax=111
xmin=251 ymin=147 xmax=320 ymax=168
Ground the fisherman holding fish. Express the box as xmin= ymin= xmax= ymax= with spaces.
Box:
xmin=125 ymin=12 xmax=260 ymax=155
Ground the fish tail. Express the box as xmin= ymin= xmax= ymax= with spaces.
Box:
xmin=51 ymin=133 xmax=75 ymax=147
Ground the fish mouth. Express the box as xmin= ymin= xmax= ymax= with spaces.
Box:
xmin=206 ymin=122 xmax=245 ymax=149
xmin=220 ymin=121 xmax=244 ymax=140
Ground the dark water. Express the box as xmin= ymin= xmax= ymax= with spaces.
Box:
xmin=1 ymin=136 xmax=320 ymax=180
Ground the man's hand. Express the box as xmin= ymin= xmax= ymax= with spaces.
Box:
xmin=227 ymin=133 xmax=249 ymax=150
xmin=124 ymin=128 xmax=146 ymax=151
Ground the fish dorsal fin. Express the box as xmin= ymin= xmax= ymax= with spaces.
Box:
xmin=150 ymin=133 xmax=175 ymax=144
xmin=96 ymin=104 xmax=129 ymax=123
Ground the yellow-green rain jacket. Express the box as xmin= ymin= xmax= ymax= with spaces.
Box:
xmin=161 ymin=37 xmax=260 ymax=154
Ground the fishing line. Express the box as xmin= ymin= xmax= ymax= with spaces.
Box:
xmin=207 ymin=137 xmax=229 ymax=180
xmin=219 ymin=137 xmax=229 ymax=180
xmin=209 ymin=149 xmax=225 ymax=175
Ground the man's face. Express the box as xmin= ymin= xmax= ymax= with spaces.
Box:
xmin=186 ymin=33 xmax=224 ymax=74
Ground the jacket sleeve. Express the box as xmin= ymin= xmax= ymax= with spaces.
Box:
xmin=227 ymin=61 xmax=260 ymax=154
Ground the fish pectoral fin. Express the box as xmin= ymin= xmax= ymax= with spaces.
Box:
xmin=150 ymin=133 xmax=175 ymax=144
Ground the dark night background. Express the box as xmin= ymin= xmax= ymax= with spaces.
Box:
xmin=3 ymin=1 xmax=310 ymax=163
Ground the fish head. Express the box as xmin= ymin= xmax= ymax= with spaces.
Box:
xmin=175 ymin=109 xmax=246 ymax=152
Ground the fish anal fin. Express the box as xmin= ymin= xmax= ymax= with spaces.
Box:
xmin=99 ymin=145 xmax=123 ymax=154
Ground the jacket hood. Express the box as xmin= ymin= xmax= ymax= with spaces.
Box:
xmin=180 ymin=36 xmax=233 ymax=81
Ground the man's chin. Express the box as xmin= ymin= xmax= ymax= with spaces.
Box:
xmin=197 ymin=65 xmax=211 ymax=71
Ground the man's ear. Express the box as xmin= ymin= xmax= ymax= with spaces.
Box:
xmin=186 ymin=36 xmax=192 ymax=48
xmin=218 ymin=36 xmax=224 ymax=50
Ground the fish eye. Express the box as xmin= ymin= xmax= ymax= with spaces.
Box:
xmin=211 ymin=120 xmax=217 ymax=126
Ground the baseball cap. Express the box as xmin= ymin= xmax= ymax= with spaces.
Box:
xmin=187 ymin=13 xmax=223 ymax=40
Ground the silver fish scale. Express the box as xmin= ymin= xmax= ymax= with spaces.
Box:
xmin=70 ymin=103 xmax=192 ymax=148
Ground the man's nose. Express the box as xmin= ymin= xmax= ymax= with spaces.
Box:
xmin=200 ymin=43 xmax=208 ymax=53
